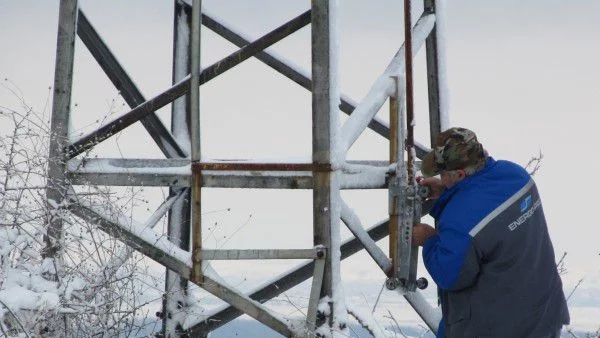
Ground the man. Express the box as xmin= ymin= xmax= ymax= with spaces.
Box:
xmin=413 ymin=127 xmax=569 ymax=338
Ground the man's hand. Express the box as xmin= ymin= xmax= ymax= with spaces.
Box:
xmin=417 ymin=176 xmax=445 ymax=200
xmin=412 ymin=223 xmax=436 ymax=246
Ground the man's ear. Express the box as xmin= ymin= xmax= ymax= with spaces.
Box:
xmin=457 ymin=169 xmax=466 ymax=179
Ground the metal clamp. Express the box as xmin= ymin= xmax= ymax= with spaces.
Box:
xmin=417 ymin=185 xmax=430 ymax=199
xmin=386 ymin=276 xmax=428 ymax=292
xmin=388 ymin=176 xmax=405 ymax=214
xmin=385 ymin=277 xmax=401 ymax=290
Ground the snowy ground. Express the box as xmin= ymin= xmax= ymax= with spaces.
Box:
xmin=207 ymin=318 xmax=598 ymax=338
xmin=149 ymin=259 xmax=599 ymax=338
xmin=179 ymin=257 xmax=600 ymax=338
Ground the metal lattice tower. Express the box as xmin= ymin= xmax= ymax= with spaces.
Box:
xmin=46 ymin=0 xmax=448 ymax=336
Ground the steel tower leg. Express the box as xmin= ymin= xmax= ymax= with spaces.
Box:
xmin=424 ymin=0 xmax=447 ymax=142
xmin=311 ymin=0 xmax=346 ymax=334
xmin=46 ymin=0 xmax=78 ymax=278
xmin=44 ymin=0 xmax=78 ymax=334
xmin=163 ymin=1 xmax=193 ymax=337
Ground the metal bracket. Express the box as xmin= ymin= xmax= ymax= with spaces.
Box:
xmin=388 ymin=175 xmax=404 ymax=214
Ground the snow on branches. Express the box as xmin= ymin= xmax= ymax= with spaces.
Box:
xmin=0 ymin=84 xmax=163 ymax=336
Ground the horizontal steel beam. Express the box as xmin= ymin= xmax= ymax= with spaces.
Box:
xmin=77 ymin=10 xmax=187 ymax=159
xmin=66 ymin=158 xmax=311 ymax=188
xmin=68 ymin=169 xmax=313 ymax=189
xmin=67 ymin=192 xmax=295 ymax=337
xmin=67 ymin=159 xmax=395 ymax=189
xmin=187 ymin=200 xmax=435 ymax=334
xmin=201 ymin=171 xmax=313 ymax=189
xmin=197 ymin=162 xmax=330 ymax=172
xmin=66 ymin=157 xmax=190 ymax=186
xmin=186 ymin=218 xmax=391 ymax=334
xmin=67 ymin=10 xmax=310 ymax=159
xmin=340 ymin=163 xmax=389 ymax=189
xmin=197 ymin=247 xmax=325 ymax=260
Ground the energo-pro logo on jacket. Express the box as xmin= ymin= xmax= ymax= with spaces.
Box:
xmin=508 ymin=194 xmax=542 ymax=231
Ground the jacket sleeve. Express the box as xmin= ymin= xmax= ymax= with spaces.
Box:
xmin=422 ymin=220 xmax=480 ymax=291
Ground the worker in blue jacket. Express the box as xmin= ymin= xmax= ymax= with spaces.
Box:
xmin=413 ymin=127 xmax=569 ymax=338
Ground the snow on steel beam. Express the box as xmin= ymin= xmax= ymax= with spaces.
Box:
xmin=67 ymin=159 xmax=401 ymax=189
xmin=96 ymin=188 xmax=189 ymax=284
xmin=67 ymin=10 xmax=310 ymax=159
xmin=312 ymin=0 xmax=347 ymax=332
xmin=424 ymin=0 xmax=450 ymax=144
xmin=67 ymin=192 xmax=295 ymax=337
xmin=164 ymin=2 xmax=193 ymax=335
xmin=66 ymin=158 xmax=315 ymax=188
xmin=66 ymin=158 xmax=192 ymax=187
xmin=340 ymin=163 xmax=389 ymax=189
xmin=146 ymin=188 xmax=190 ymax=229
xmin=198 ymin=162 xmax=329 ymax=171
xmin=186 ymin=218 xmax=391 ymax=335
xmin=77 ymin=10 xmax=188 ymax=159
xmin=340 ymin=161 xmax=428 ymax=189
xmin=340 ymin=201 xmax=392 ymax=275
xmin=186 ymin=200 xmax=438 ymax=334
xmin=339 ymin=13 xmax=435 ymax=154
xmin=201 ymin=9 xmax=432 ymax=159
xmin=199 ymin=10 xmax=399 ymax=153
xmin=171 ymin=0 xmax=193 ymax=153
xmin=404 ymin=290 xmax=442 ymax=333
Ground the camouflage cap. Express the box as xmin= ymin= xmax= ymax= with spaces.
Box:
xmin=421 ymin=127 xmax=486 ymax=177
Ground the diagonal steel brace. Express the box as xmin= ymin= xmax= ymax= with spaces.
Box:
xmin=66 ymin=192 xmax=295 ymax=337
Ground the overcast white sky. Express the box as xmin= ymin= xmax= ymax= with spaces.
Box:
xmin=1 ymin=0 xmax=599 ymax=332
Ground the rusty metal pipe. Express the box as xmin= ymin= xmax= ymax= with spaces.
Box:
xmin=198 ymin=162 xmax=332 ymax=172
xmin=190 ymin=0 xmax=203 ymax=284
xmin=191 ymin=163 xmax=203 ymax=283
xmin=404 ymin=0 xmax=416 ymax=183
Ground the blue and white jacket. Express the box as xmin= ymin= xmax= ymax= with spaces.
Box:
xmin=423 ymin=158 xmax=569 ymax=338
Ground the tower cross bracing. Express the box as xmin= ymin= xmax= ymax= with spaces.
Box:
xmin=46 ymin=0 xmax=448 ymax=336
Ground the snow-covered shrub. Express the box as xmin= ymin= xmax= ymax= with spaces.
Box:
xmin=0 ymin=86 xmax=161 ymax=337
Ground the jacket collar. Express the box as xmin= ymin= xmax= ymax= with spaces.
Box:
xmin=430 ymin=157 xmax=496 ymax=219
